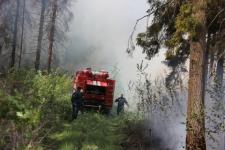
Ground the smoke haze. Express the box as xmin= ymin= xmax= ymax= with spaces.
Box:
xmin=65 ymin=0 xmax=166 ymax=96
xmin=64 ymin=1 xmax=185 ymax=149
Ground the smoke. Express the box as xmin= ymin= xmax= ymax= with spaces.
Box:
xmin=148 ymin=118 xmax=185 ymax=150
xmin=121 ymin=120 xmax=172 ymax=150
xmin=205 ymin=81 xmax=225 ymax=150
xmin=147 ymin=110 xmax=186 ymax=150
xmin=64 ymin=0 xmax=166 ymax=92
xmin=64 ymin=1 xmax=186 ymax=149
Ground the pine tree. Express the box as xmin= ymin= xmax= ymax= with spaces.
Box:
xmin=35 ymin=0 xmax=47 ymax=70
xmin=10 ymin=0 xmax=20 ymax=68
xmin=47 ymin=0 xmax=57 ymax=73
xmin=133 ymin=0 xmax=225 ymax=149
xmin=186 ymin=1 xmax=207 ymax=149
xmin=18 ymin=0 xmax=26 ymax=68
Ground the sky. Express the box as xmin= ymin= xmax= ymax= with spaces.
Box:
xmin=67 ymin=0 xmax=167 ymax=98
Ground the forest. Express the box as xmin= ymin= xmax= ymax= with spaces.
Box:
xmin=0 ymin=0 xmax=225 ymax=150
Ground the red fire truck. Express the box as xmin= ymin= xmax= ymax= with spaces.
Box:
xmin=73 ymin=68 xmax=115 ymax=112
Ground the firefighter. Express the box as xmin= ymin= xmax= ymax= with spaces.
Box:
xmin=115 ymin=94 xmax=129 ymax=115
xmin=71 ymin=87 xmax=84 ymax=120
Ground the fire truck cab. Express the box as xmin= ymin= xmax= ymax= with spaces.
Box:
xmin=73 ymin=68 xmax=115 ymax=112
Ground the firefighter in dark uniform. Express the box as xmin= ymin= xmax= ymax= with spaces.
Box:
xmin=115 ymin=94 xmax=129 ymax=115
xmin=71 ymin=87 xmax=84 ymax=120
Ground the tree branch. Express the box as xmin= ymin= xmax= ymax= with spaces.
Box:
xmin=208 ymin=9 xmax=225 ymax=28
xmin=126 ymin=0 xmax=175 ymax=54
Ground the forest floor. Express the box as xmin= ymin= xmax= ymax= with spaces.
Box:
xmin=47 ymin=112 xmax=151 ymax=150
xmin=48 ymin=113 xmax=124 ymax=150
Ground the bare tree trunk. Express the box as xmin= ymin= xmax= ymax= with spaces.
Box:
xmin=204 ymin=33 xmax=211 ymax=85
xmin=209 ymin=53 xmax=215 ymax=76
xmin=215 ymin=57 xmax=225 ymax=150
xmin=47 ymin=0 xmax=57 ymax=73
xmin=10 ymin=0 xmax=20 ymax=68
xmin=216 ymin=58 xmax=224 ymax=86
xmin=35 ymin=0 xmax=46 ymax=71
xmin=186 ymin=0 xmax=207 ymax=150
xmin=0 ymin=44 xmax=2 ymax=55
xmin=209 ymin=34 xmax=215 ymax=77
xmin=18 ymin=0 xmax=26 ymax=68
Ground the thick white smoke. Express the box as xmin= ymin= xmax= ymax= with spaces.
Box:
xmin=65 ymin=1 xmax=186 ymax=149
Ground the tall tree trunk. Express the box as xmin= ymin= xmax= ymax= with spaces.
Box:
xmin=0 ymin=44 xmax=2 ymax=55
xmin=10 ymin=0 xmax=20 ymax=68
xmin=47 ymin=0 xmax=57 ymax=73
xmin=216 ymin=57 xmax=224 ymax=114
xmin=216 ymin=57 xmax=224 ymax=87
xmin=209 ymin=53 xmax=215 ymax=76
xmin=186 ymin=0 xmax=207 ymax=150
xmin=18 ymin=0 xmax=25 ymax=68
xmin=209 ymin=34 xmax=215 ymax=78
xmin=35 ymin=0 xmax=46 ymax=71
xmin=204 ymin=33 xmax=211 ymax=86
xmin=215 ymin=57 xmax=224 ymax=150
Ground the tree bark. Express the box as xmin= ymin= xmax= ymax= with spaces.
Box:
xmin=35 ymin=0 xmax=46 ymax=71
xmin=47 ymin=0 xmax=57 ymax=73
xmin=186 ymin=0 xmax=207 ymax=150
xmin=10 ymin=0 xmax=20 ymax=68
xmin=18 ymin=0 xmax=26 ymax=68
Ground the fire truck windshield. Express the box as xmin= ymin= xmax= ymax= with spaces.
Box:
xmin=86 ymin=85 xmax=106 ymax=95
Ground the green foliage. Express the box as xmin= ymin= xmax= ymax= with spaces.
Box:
xmin=134 ymin=1 xmax=192 ymax=87
xmin=0 ymin=70 xmax=144 ymax=150
xmin=51 ymin=113 xmax=122 ymax=150
xmin=166 ymin=4 xmax=198 ymax=49
xmin=136 ymin=0 xmax=225 ymax=63
xmin=50 ymin=112 xmax=143 ymax=150
xmin=0 ymin=70 xmax=72 ymax=149
xmin=175 ymin=4 xmax=198 ymax=37
xmin=135 ymin=1 xmax=191 ymax=76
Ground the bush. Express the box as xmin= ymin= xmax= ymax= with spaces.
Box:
xmin=0 ymin=70 xmax=145 ymax=150
xmin=0 ymin=70 xmax=72 ymax=149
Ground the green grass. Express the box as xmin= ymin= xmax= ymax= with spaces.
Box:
xmin=50 ymin=113 xmax=125 ymax=150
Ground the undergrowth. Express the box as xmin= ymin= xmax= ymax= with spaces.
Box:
xmin=0 ymin=70 xmax=143 ymax=150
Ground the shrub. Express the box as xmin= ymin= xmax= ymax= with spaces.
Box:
xmin=0 ymin=70 xmax=72 ymax=149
